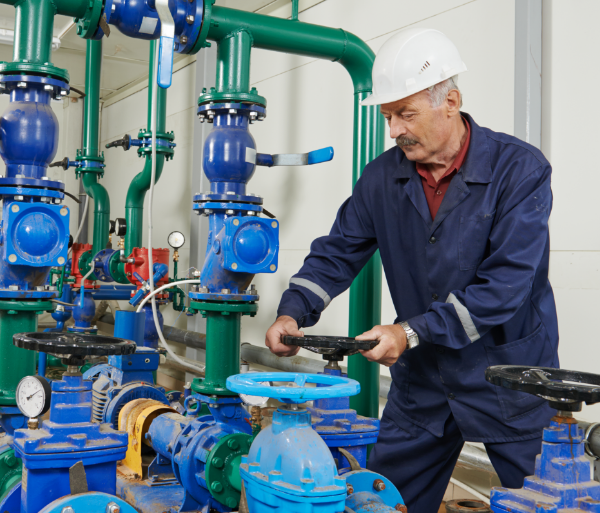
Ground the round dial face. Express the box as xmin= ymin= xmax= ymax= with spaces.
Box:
xmin=168 ymin=231 xmax=185 ymax=249
xmin=114 ymin=218 xmax=127 ymax=237
xmin=16 ymin=376 xmax=51 ymax=418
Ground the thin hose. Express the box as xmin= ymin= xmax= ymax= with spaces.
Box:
xmin=147 ymin=48 xmax=204 ymax=375
xmin=68 ymin=195 xmax=89 ymax=257
xmin=79 ymin=266 xmax=95 ymax=308
xmin=136 ymin=279 xmax=200 ymax=312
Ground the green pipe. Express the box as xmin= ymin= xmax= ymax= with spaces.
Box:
xmin=348 ymin=93 xmax=385 ymax=418
xmin=196 ymin=312 xmax=241 ymax=396
xmin=13 ymin=0 xmax=54 ymax=64
xmin=81 ymin=39 xmax=110 ymax=258
xmin=203 ymin=5 xmax=384 ymax=416
xmin=0 ymin=311 xmax=36 ymax=405
xmin=124 ymin=40 xmax=167 ymax=254
xmin=207 ymin=5 xmax=374 ymax=94
xmin=216 ymin=30 xmax=252 ymax=94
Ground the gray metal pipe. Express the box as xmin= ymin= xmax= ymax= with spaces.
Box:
xmin=576 ymin=420 xmax=600 ymax=459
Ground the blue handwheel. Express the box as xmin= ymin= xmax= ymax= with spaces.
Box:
xmin=226 ymin=372 xmax=360 ymax=404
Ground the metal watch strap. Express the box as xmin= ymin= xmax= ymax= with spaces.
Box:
xmin=399 ymin=321 xmax=419 ymax=350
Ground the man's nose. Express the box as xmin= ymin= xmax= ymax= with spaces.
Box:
xmin=389 ymin=117 xmax=407 ymax=139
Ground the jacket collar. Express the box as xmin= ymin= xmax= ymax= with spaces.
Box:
xmin=393 ymin=112 xmax=492 ymax=184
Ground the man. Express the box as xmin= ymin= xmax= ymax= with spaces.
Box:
xmin=265 ymin=27 xmax=558 ymax=511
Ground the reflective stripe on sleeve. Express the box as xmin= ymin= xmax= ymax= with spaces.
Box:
xmin=289 ymin=278 xmax=332 ymax=308
xmin=446 ymin=292 xmax=480 ymax=342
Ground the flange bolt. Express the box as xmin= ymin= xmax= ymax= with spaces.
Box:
xmin=186 ymin=14 xmax=194 ymax=24
xmin=373 ymin=479 xmax=386 ymax=491
xmin=106 ymin=502 xmax=121 ymax=513
xmin=346 ymin=484 xmax=354 ymax=494
xmin=211 ymin=481 xmax=223 ymax=493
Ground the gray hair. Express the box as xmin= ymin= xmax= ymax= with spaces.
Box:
xmin=427 ymin=75 xmax=463 ymax=108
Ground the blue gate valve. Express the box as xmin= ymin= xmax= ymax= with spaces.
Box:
xmin=129 ymin=263 xmax=169 ymax=306
xmin=256 ymin=146 xmax=334 ymax=167
xmin=156 ymin=0 xmax=175 ymax=89
xmin=227 ymin=372 xmax=358 ymax=513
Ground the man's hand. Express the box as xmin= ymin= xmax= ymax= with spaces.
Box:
xmin=265 ymin=316 xmax=304 ymax=357
xmin=357 ymin=324 xmax=407 ymax=367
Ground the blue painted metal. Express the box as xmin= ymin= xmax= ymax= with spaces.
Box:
xmin=310 ymin=367 xmax=379 ymax=469
xmin=226 ymin=372 xmax=361 ymax=404
xmin=116 ymin=474 xmax=186 ymax=513
xmin=0 ymin=481 xmax=19 ymax=513
xmin=88 ymin=287 xmax=136 ymax=300
xmin=344 ymin=470 xmax=405 ymax=512
xmin=93 ymin=248 xmax=117 ymax=283
xmin=490 ymin=417 xmax=600 ymax=512
xmin=12 ymin=373 xmax=128 ymax=513
xmin=142 ymin=303 xmax=164 ymax=349
xmin=145 ymin=393 xmax=251 ymax=511
xmin=83 ymin=347 xmax=167 ymax=427
xmin=240 ymin=406 xmax=347 ymax=513
xmin=0 ymin=407 xmax=25 ymax=436
xmin=255 ymin=146 xmax=334 ymax=167
xmin=106 ymin=0 xmax=204 ymax=54
xmin=40 ymin=285 xmax=72 ymax=377
xmin=113 ymin=310 xmax=145 ymax=344
xmin=1 ymin=201 xmax=70 ymax=267
xmin=129 ymin=262 xmax=169 ymax=306
xmin=39 ymin=492 xmax=137 ymax=513
xmin=0 ymin=75 xmax=67 ymax=179
xmin=68 ymin=291 xmax=97 ymax=333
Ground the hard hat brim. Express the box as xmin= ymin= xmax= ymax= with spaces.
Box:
xmin=360 ymin=67 xmax=467 ymax=107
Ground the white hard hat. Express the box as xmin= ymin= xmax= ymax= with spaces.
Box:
xmin=361 ymin=28 xmax=467 ymax=106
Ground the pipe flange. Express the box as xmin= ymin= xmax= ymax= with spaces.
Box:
xmin=193 ymin=192 xmax=263 ymax=205
xmin=0 ymin=75 xmax=69 ymax=99
xmin=75 ymin=0 xmax=105 ymax=40
xmin=197 ymin=101 xmax=266 ymax=121
xmin=0 ymin=64 xmax=69 ymax=84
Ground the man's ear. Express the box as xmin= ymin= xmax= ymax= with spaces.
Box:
xmin=446 ymin=89 xmax=461 ymax=117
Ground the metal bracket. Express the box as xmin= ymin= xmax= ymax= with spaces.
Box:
xmin=256 ymin=146 xmax=334 ymax=167
xmin=69 ymin=461 xmax=89 ymax=494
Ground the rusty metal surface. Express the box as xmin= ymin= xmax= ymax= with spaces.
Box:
xmin=445 ymin=499 xmax=491 ymax=512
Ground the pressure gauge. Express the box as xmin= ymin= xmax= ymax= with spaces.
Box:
xmin=114 ymin=218 xmax=127 ymax=237
xmin=168 ymin=231 xmax=185 ymax=249
xmin=16 ymin=375 xmax=51 ymax=418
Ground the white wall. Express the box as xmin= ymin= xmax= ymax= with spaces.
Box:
xmin=96 ymin=0 xmax=516 ymax=377
xmin=542 ymin=0 xmax=600 ymax=422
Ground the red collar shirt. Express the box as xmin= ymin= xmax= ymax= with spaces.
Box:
xmin=416 ymin=118 xmax=471 ymax=220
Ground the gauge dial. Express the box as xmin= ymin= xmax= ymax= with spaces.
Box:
xmin=114 ymin=218 xmax=127 ymax=237
xmin=168 ymin=231 xmax=185 ymax=249
xmin=16 ymin=375 xmax=51 ymax=418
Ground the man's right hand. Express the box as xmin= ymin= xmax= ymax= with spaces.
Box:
xmin=265 ymin=315 xmax=304 ymax=356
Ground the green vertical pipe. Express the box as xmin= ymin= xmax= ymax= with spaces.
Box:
xmin=124 ymin=40 xmax=167 ymax=254
xmin=0 ymin=311 xmax=36 ymax=405
xmin=216 ymin=30 xmax=252 ymax=94
xmin=199 ymin=312 xmax=241 ymax=396
xmin=81 ymin=39 xmax=110 ymax=258
xmin=348 ymin=93 xmax=385 ymax=418
xmin=204 ymin=7 xmax=384 ymax=416
xmin=13 ymin=0 xmax=54 ymax=65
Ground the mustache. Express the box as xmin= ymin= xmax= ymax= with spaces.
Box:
xmin=396 ymin=136 xmax=419 ymax=148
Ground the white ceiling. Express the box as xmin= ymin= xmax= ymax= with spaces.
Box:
xmin=0 ymin=0 xmax=279 ymax=99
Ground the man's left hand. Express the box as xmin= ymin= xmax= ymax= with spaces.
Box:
xmin=357 ymin=324 xmax=407 ymax=367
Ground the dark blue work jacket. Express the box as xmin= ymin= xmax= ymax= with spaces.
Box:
xmin=278 ymin=113 xmax=559 ymax=443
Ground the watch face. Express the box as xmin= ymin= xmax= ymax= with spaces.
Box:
xmin=16 ymin=375 xmax=51 ymax=418
xmin=168 ymin=231 xmax=185 ymax=249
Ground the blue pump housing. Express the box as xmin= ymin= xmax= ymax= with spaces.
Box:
xmin=11 ymin=373 xmax=128 ymax=513
xmin=83 ymin=347 xmax=168 ymax=428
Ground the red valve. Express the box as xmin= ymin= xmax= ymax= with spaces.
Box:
xmin=71 ymin=243 xmax=100 ymax=289
xmin=124 ymin=248 xmax=170 ymax=299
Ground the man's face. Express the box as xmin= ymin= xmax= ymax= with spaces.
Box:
xmin=380 ymin=89 xmax=457 ymax=164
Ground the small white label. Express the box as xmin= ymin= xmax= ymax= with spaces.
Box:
xmin=139 ymin=17 xmax=159 ymax=35
xmin=245 ymin=147 xmax=257 ymax=164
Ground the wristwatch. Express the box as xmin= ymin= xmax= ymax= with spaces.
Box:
xmin=399 ymin=321 xmax=419 ymax=350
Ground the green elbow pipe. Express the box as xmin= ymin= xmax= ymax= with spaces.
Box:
xmin=82 ymin=173 xmax=110 ymax=257
xmin=206 ymin=5 xmax=375 ymax=94
xmin=124 ymin=40 xmax=168 ymax=255
xmin=124 ymin=154 xmax=165 ymax=254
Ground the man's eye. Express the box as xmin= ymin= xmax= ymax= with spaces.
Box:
xmin=403 ymin=114 xmax=414 ymax=121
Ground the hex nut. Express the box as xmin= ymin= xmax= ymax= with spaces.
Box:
xmin=373 ymin=479 xmax=386 ymax=491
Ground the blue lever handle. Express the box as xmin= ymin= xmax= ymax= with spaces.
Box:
xmin=157 ymin=36 xmax=174 ymax=89
xmin=307 ymin=146 xmax=334 ymax=165
xmin=226 ymin=372 xmax=360 ymax=404
xmin=256 ymin=146 xmax=334 ymax=167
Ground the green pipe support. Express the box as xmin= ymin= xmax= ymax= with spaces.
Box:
xmin=13 ymin=0 xmax=54 ymax=65
xmin=0 ymin=310 xmax=37 ymax=405
xmin=198 ymin=3 xmax=384 ymax=416
xmin=80 ymin=39 xmax=110 ymax=261
xmin=124 ymin=40 xmax=167 ymax=255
